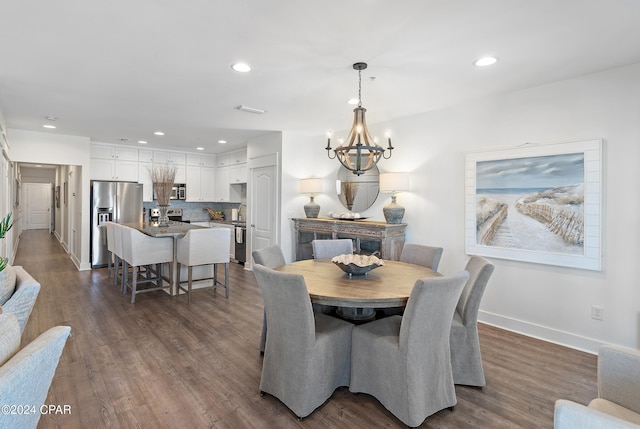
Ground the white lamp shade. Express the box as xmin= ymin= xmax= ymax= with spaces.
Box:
xmin=379 ymin=172 xmax=409 ymax=193
xmin=299 ymin=178 xmax=323 ymax=195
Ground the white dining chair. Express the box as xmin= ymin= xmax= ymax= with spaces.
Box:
xmin=176 ymin=228 xmax=231 ymax=303
xmin=120 ymin=224 xmax=174 ymax=304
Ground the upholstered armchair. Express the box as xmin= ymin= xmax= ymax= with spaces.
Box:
xmin=349 ymin=271 xmax=470 ymax=427
xmin=0 ymin=313 xmax=71 ymax=429
xmin=254 ymin=264 xmax=353 ymax=419
xmin=2 ymin=266 xmax=41 ymax=334
xmin=252 ymin=245 xmax=286 ymax=354
xmin=555 ymin=345 xmax=640 ymax=428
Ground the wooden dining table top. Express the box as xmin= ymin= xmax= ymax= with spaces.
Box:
xmin=274 ymin=259 xmax=441 ymax=308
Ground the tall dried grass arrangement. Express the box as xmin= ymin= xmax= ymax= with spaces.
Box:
xmin=341 ymin=181 xmax=358 ymax=211
xmin=148 ymin=164 xmax=177 ymax=206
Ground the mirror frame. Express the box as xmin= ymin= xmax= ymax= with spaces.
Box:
xmin=335 ymin=165 xmax=380 ymax=212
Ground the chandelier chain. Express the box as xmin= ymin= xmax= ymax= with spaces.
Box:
xmin=358 ymin=69 xmax=362 ymax=108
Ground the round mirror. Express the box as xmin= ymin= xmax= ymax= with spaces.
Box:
xmin=336 ymin=165 xmax=380 ymax=212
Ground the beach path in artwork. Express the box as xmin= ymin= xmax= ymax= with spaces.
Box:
xmin=481 ymin=193 xmax=583 ymax=255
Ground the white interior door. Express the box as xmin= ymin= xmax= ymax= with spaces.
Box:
xmin=25 ymin=182 xmax=52 ymax=231
xmin=250 ymin=163 xmax=278 ymax=265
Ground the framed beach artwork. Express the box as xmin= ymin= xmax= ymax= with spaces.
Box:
xmin=465 ymin=139 xmax=602 ymax=271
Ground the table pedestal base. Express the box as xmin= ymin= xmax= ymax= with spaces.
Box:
xmin=336 ymin=307 xmax=376 ymax=322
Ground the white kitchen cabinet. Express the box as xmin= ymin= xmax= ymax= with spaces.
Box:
xmin=139 ymin=162 xmax=153 ymax=202
xmin=174 ymin=164 xmax=186 ymax=184
xmin=91 ymin=143 xmax=139 ymax=161
xmin=229 ymin=163 xmax=247 ymax=184
xmin=229 ymin=149 xmax=247 ymax=165
xmin=139 ymin=149 xmax=154 ymax=163
xmin=152 ymin=150 xmax=185 ymax=165
xmin=214 ymin=165 xmax=230 ymax=201
xmin=91 ymin=158 xmax=138 ymax=181
xmin=186 ymin=166 xmax=215 ymax=202
xmin=187 ymin=154 xmax=216 ymax=167
xmin=216 ymin=153 xmax=230 ymax=167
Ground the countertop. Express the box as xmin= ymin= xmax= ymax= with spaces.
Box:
xmin=190 ymin=219 xmax=246 ymax=227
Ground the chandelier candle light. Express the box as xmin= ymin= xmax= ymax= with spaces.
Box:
xmin=299 ymin=178 xmax=323 ymax=218
xmin=149 ymin=164 xmax=177 ymax=227
xmin=326 ymin=62 xmax=394 ymax=176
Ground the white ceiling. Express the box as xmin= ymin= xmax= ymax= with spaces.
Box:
xmin=1 ymin=0 xmax=639 ymax=155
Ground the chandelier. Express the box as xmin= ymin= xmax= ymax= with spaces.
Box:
xmin=325 ymin=62 xmax=394 ymax=176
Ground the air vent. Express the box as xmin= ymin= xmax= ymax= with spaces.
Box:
xmin=235 ymin=105 xmax=266 ymax=114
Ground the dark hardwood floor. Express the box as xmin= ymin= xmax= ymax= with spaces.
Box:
xmin=16 ymin=230 xmax=597 ymax=429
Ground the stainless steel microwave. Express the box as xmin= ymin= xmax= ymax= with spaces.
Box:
xmin=154 ymin=183 xmax=186 ymax=200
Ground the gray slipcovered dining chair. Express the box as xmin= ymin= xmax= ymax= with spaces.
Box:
xmin=349 ymin=271 xmax=470 ymax=428
xmin=0 ymin=313 xmax=71 ymax=429
xmin=120 ymin=224 xmax=174 ymax=303
xmin=450 ymin=255 xmax=494 ymax=387
xmin=311 ymin=239 xmax=353 ymax=259
xmin=254 ymin=264 xmax=354 ymax=419
xmin=176 ymin=228 xmax=231 ymax=303
xmin=399 ymin=243 xmax=444 ymax=271
xmin=252 ymin=245 xmax=286 ymax=354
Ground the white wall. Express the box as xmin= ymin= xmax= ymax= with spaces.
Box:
xmin=7 ymin=129 xmax=91 ymax=270
xmin=281 ymin=62 xmax=640 ymax=353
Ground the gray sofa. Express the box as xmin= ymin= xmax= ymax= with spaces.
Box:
xmin=555 ymin=345 xmax=640 ymax=428
xmin=2 ymin=266 xmax=41 ymax=334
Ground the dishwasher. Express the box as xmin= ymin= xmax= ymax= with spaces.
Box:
xmin=234 ymin=224 xmax=247 ymax=264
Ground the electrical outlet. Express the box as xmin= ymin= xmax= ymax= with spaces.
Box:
xmin=591 ymin=305 xmax=604 ymax=321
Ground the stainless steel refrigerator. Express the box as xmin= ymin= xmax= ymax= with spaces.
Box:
xmin=90 ymin=181 xmax=143 ymax=268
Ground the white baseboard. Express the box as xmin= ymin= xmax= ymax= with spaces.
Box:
xmin=479 ymin=310 xmax=603 ymax=355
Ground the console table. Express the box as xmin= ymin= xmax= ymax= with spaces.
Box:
xmin=292 ymin=218 xmax=407 ymax=261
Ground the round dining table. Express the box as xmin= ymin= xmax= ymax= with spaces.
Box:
xmin=274 ymin=259 xmax=441 ymax=311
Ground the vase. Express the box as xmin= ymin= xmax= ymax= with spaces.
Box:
xmin=157 ymin=204 xmax=170 ymax=227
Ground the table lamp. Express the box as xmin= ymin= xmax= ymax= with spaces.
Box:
xmin=299 ymin=178 xmax=323 ymax=218
xmin=379 ymin=172 xmax=409 ymax=224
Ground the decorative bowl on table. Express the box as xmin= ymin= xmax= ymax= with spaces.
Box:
xmin=331 ymin=254 xmax=385 ymax=276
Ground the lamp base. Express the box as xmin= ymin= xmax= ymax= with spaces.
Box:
xmin=304 ymin=196 xmax=320 ymax=218
xmin=383 ymin=195 xmax=405 ymax=224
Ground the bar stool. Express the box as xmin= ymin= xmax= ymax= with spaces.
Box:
xmin=176 ymin=228 xmax=231 ymax=304
xmin=112 ymin=223 xmax=126 ymax=288
xmin=120 ymin=224 xmax=174 ymax=304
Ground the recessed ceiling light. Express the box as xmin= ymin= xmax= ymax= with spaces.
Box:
xmin=231 ymin=63 xmax=251 ymax=73
xmin=45 ymin=116 xmax=57 ymax=121
xmin=138 ymin=140 xmax=147 ymax=144
xmin=154 ymin=131 xmax=165 ymax=136
xmin=218 ymin=140 xmax=227 ymax=144
xmin=347 ymin=98 xmax=359 ymax=105
xmin=43 ymin=124 xmax=56 ymax=129
xmin=474 ymin=56 xmax=498 ymax=67
xmin=196 ymin=147 xmax=204 ymax=151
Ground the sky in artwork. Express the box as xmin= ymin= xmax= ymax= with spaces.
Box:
xmin=476 ymin=152 xmax=584 ymax=190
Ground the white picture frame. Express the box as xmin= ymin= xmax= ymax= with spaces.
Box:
xmin=465 ymin=139 xmax=603 ymax=271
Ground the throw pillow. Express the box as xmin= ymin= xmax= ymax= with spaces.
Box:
xmin=0 ymin=265 xmax=17 ymax=306
xmin=0 ymin=313 xmax=20 ymax=366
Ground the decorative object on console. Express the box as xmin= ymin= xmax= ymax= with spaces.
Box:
xmin=299 ymin=178 xmax=323 ymax=218
xmin=148 ymin=164 xmax=177 ymax=227
xmin=325 ymin=62 xmax=394 ymax=176
xmin=379 ymin=172 xmax=409 ymax=224
xmin=0 ymin=213 xmax=16 ymax=305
